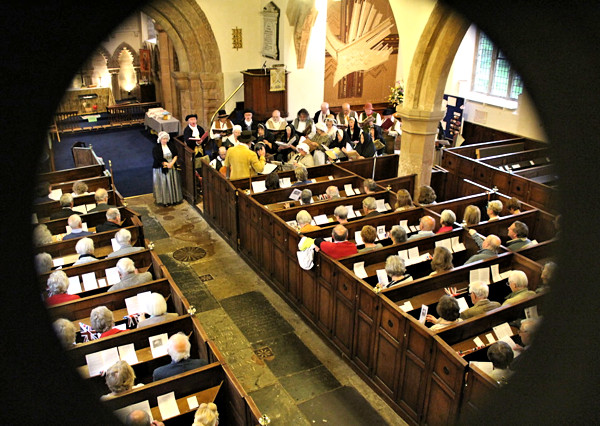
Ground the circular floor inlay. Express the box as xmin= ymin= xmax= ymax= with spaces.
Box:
xmin=173 ymin=246 xmax=207 ymax=262
xmin=162 ymin=215 xmax=175 ymax=221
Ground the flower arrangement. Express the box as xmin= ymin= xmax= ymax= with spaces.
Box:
xmin=387 ymin=80 xmax=404 ymax=107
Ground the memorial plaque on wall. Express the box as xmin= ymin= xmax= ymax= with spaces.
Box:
xmin=262 ymin=2 xmax=280 ymax=60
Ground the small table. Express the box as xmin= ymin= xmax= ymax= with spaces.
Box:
xmin=144 ymin=113 xmax=181 ymax=134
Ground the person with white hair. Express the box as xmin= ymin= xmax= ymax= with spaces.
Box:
xmin=152 ymin=130 xmax=183 ymax=206
xmin=503 ymin=270 xmax=535 ymax=306
xmin=193 ymin=403 xmax=219 ymax=426
xmin=33 ymin=224 xmax=53 ymax=246
xmin=362 ymin=196 xmax=380 ymax=218
xmin=152 ymin=332 xmax=208 ymax=381
xmin=88 ymin=188 xmax=115 ymax=213
xmin=333 ymin=205 xmax=349 ymax=224
xmin=325 ymin=186 xmax=340 ymax=199
xmin=107 ymin=257 xmax=153 ymax=292
xmin=102 ymin=360 xmax=142 ymax=400
xmin=458 ymin=281 xmax=500 ymax=320
xmin=222 ymin=124 xmax=243 ymax=148
xmin=313 ymin=102 xmax=330 ymax=124
xmin=53 ymin=318 xmax=77 ymax=347
xmin=90 ymin=305 xmax=124 ymax=338
xmin=62 ymin=214 xmax=93 ymax=241
xmin=265 ymin=109 xmax=287 ymax=132
xmin=45 ymin=270 xmax=80 ymax=306
xmin=287 ymin=142 xmax=314 ymax=167
xmin=73 ymin=237 xmax=97 ymax=265
xmin=71 ymin=179 xmax=88 ymax=197
xmin=378 ymin=255 xmax=412 ymax=289
xmin=137 ymin=293 xmax=178 ymax=328
xmin=437 ymin=209 xmax=457 ymax=234
xmin=96 ymin=207 xmax=121 ymax=233
xmin=107 ymin=228 xmax=143 ymax=258
xmin=296 ymin=210 xmax=320 ymax=233
xmin=34 ymin=252 xmax=53 ymax=274
xmin=49 ymin=193 xmax=75 ymax=220
xmin=305 ymin=121 xmax=332 ymax=156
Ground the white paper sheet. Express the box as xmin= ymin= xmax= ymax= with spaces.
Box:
xmin=470 ymin=268 xmax=490 ymax=285
xmin=328 ymin=175 xmax=334 ymax=180
xmin=67 ymin=276 xmax=81 ymax=295
xmin=525 ymin=305 xmax=538 ymax=319
xmin=499 ymin=335 xmax=518 ymax=351
xmin=65 ymin=225 xmax=72 ymax=234
xmin=311 ymin=179 xmax=317 ymax=183
xmin=85 ymin=204 xmax=96 ymax=212
xmin=111 ymin=238 xmax=120 ymax=252
xmin=398 ymin=250 xmax=409 ymax=262
xmin=385 ymin=203 xmax=391 ymax=211
xmin=344 ymin=184 xmax=355 ymax=196
xmin=399 ymin=220 xmax=409 ymax=233
xmin=353 ymin=188 xmax=360 ymax=195
xmin=324 ymin=237 xmax=333 ymax=242
xmin=251 ymin=180 xmax=267 ymax=193
xmin=72 ymin=205 xmax=87 ymax=215
xmin=409 ymin=225 xmax=419 ymax=233
xmin=286 ymin=220 xmax=298 ymax=229
xmin=118 ymin=343 xmax=139 ymax=365
xmin=313 ymin=214 xmax=329 ymax=225
xmin=473 ymin=336 xmax=485 ymax=347
xmin=86 ymin=347 xmax=120 ymax=377
xmin=97 ymin=278 xmax=107 ymax=288
xmin=470 ymin=361 xmax=494 ymax=375
xmin=450 ymin=236 xmax=466 ymax=252
xmin=408 ymin=247 xmax=420 ymax=259
xmin=376 ymin=269 xmax=389 ymax=286
xmin=137 ymin=291 xmax=152 ymax=313
xmin=485 ymin=333 xmax=496 ymax=344
xmin=435 ymin=239 xmax=452 ymax=251
xmin=354 ymin=231 xmax=364 ymax=246
xmin=105 ymin=267 xmax=120 ymax=285
xmin=279 ymin=177 xmax=292 ymax=188
xmin=346 ymin=206 xmax=356 ymax=218
xmin=53 ymin=258 xmax=64 ymax=267
xmin=81 ymin=272 xmax=98 ymax=291
xmin=353 ymin=261 xmax=368 ymax=279
xmin=49 ymin=188 xmax=62 ymax=201
xmin=187 ymin=395 xmax=199 ymax=410
xmin=259 ymin=163 xmax=278 ymax=175
xmin=457 ymin=297 xmax=470 ymax=313
xmin=376 ymin=225 xmax=386 ymax=241
xmin=82 ymin=223 xmax=88 ymax=232
xmin=418 ymin=305 xmax=429 ymax=324
xmin=289 ymin=188 xmax=302 ymax=200
xmin=157 ymin=391 xmax=181 ymax=420
xmin=400 ymin=301 xmax=414 ymax=312
xmin=125 ymin=296 xmax=141 ymax=316
xmin=375 ymin=199 xmax=386 ymax=212
xmin=149 ymin=333 xmax=169 ymax=358
xmin=492 ymin=322 xmax=513 ymax=340
xmin=355 ymin=211 xmax=362 ymax=217
xmin=115 ymin=323 xmax=127 ymax=331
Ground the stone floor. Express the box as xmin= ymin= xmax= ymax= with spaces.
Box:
xmin=125 ymin=194 xmax=407 ymax=426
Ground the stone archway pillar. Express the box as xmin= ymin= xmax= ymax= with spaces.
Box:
xmin=396 ymin=107 xmax=445 ymax=191
xmin=108 ymin=68 xmax=120 ymax=101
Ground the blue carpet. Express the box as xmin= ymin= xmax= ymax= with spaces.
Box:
xmin=54 ymin=126 xmax=157 ymax=196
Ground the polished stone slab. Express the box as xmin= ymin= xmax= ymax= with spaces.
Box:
xmin=251 ymin=332 xmax=322 ymax=378
xmin=279 ymin=365 xmax=341 ymax=403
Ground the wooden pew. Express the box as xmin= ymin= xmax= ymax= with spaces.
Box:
xmin=514 ymin=239 xmax=556 ymax=265
xmin=469 ymin=209 xmax=555 ymax=247
xmin=38 ymin=163 xmax=105 ymax=185
xmin=375 ymin=174 xmax=417 ymax=197
xmin=478 ymin=147 xmax=550 ymax=168
xmin=334 ymin=154 xmax=400 ymax=181
xmin=39 ymin=206 xmax=136 ymax=236
xmin=47 ymin=175 xmax=113 ymax=195
xmin=36 ymin=189 xmax=120 ymax=221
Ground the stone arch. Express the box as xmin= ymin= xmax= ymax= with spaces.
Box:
xmin=108 ymin=41 xmax=140 ymax=68
xmin=95 ymin=45 xmax=111 ymax=64
xmin=141 ymin=0 xmax=224 ymax=127
xmin=396 ymin=3 xmax=470 ymax=188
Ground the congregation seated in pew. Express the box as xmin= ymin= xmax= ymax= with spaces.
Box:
xmin=34 ymin=181 xmax=53 ymax=204
xmin=264 ymin=171 xmax=280 ymax=190
xmin=486 ymin=341 xmax=514 ymax=385
xmin=324 ymin=185 xmax=340 ymax=199
xmin=152 ymin=332 xmax=208 ymax=381
xmin=506 ymin=220 xmax=532 ymax=251
xmin=511 ymin=317 xmax=541 ymax=370
xmin=137 ymin=293 xmax=178 ymax=329
xmin=362 ymin=197 xmax=380 ymax=218
xmin=300 ymin=189 xmax=313 ymax=205
xmin=193 ymin=402 xmax=219 ymax=426
xmin=417 ymin=184 xmax=436 ymax=205
xmin=507 ymin=197 xmax=522 ymax=215
xmin=462 ymin=204 xmax=481 ymax=227
xmin=458 ymin=281 xmax=501 ymax=320
xmin=88 ymin=188 xmax=116 ymax=213
xmin=50 ymin=193 xmax=76 ymax=220
xmin=314 ymin=224 xmax=357 ymax=259
xmin=486 ymin=200 xmax=503 ymax=221
xmin=35 ymin=252 xmax=53 ymax=274
xmin=96 ymin=207 xmax=121 ymax=233
xmin=464 ymin=231 xmax=501 ymax=264
xmin=389 ymin=225 xmax=407 ymax=244
xmin=108 ymin=228 xmax=144 ymax=258
xmin=333 ymin=205 xmax=349 ymax=224
xmin=426 ymin=295 xmax=463 ymax=330
xmin=101 ymin=360 xmax=143 ymax=400
xmin=407 ymin=216 xmax=436 ymax=241
xmin=53 ymin=318 xmax=77 ymax=347
xmin=46 ymin=270 xmax=80 ymax=306
xmin=395 ymin=189 xmax=414 ymax=211
xmin=71 ymin=180 xmax=89 ymax=197
xmin=296 ymin=210 xmax=320 ymax=233
xmin=429 ymin=246 xmax=453 ymax=276
xmin=437 ymin=209 xmax=456 ymax=234
xmin=503 ymin=270 xmax=535 ymax=306
xmin=63 ymin=214 xmax=93 ymax=241
xmin=363 ymin=178 xmax=377 ymax=194
xmin=91 ymin=305 xmax=127 ymax=338
xmin=291 ymin=165 xmax=311 ymax=186
xmin=537 ymin=261 xmax=556 ymax=293
xmin=377 ymin=255 xmax=412 ymax=290
xmin=108 ymin=257 xmax=153 ymax=293
xmin=358 ymin=225 xmax=383 ymax=253
xmin=73 ymin=238 xmax=98 ymax=265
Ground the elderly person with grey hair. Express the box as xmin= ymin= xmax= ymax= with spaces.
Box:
xmin=45 ymin=270 xmax=80 ymax=306
xmin=62 ymin=214 xmax=93 ymax=241
xmin=486 ymin=200 xmax=503 ymax=221
xmin=71 ymin=180 xmax=89 ymax=197
xmin=50 ymin=193 xmax=75 ymax=220
xmin=152 ymin=332 xmax=208 ymax=381
xmin=503 ymin=270 xmax=535 ymax=306
xmin=436 ymin=209 xmax=456 ymax=234
xmin=108 ymin=257 xmax=153 ymax=293
xmin=73 ymin=237 xmax=97 ymax=265
xmin=296 ymin=210 xmax=320 ymax=233
xmin=53 ymin=318 xmax=77 ymax=347
xmin=101 ymin=360 xmax=142 ymax=400
xmin=152 ymin=130 xmax=183 ymax=207
xmin=137 ymin=293 xmax=178 ymax=328
xmin=377 ymin=255 xmax=412 ymax=290
xmin=362 ymin=196 xmax=380 ymax=218
xmin=333 ymin=205 xmax=349 ymax=224
xmin=96 ymin=207 xmax=121 ymax=233
xmin=300 ymin=189 xmax=313 ymax=205
xmin=426 ymin=295 xmax=462 ymax=330
xmin=88 ymin=188 xmax=116 ymax=213
xmin=91 ymin=305 xmax=125 ymax=338
xmin=389 ymin=225 xmax=407 ymax=245
xmin=33 ymin=224 xmax=53 ymax=246
xmin=292 ymin=165 xmax=311 ymax=186
xmin=487 ymin=341 xmax=514 ymax=385
xmin=363 ymin=178 xmax=378 ymax=194
xmin=325 ymin=185 xmax=340 ymax=199
xmin=107 ymin=228 xmax=143 ymax=258
xmin=35 ymin=252 xmax=53 ymax=274
xmin=458 ymin=281 xmax=500 ymax=320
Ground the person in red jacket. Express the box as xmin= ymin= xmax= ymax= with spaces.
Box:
xmin=45 ymin=270 xmax=80 ymax=306
xmin=314 ymin=224 xmax=357 ymax=259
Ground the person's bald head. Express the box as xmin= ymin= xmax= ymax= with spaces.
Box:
xmin=419 ymin=216 xmax=436 ymax=232
xmin=125 ymin=409 xmax=152 ymax=426
xmin=332 ymin=224 xmax=349 ymax=242
xmin=342 ymin=103 xmax=351 ymax=114
xmin=218 ymin=146 xmax=227 ymax=159
xmin=272 ymin=110 xmax=281 ymax=120
xmin=482 ymin=234 xmax=501 ymax=252
xmin=321 ymin=102 xmax=329 ymax=113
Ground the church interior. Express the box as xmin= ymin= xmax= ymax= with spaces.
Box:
xmin=4 ymin=0 xmax=600 ymax=425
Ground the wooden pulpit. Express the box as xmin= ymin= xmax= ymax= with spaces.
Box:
xmin=241 ymin=69 xmax=288 ymax=121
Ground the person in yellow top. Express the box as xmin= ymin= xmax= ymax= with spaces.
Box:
xmin=223 ymin=130 xmax=266 ymax=180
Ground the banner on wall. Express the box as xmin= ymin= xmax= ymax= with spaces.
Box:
xmin=441 ymin=94 xmax=465 ymax=144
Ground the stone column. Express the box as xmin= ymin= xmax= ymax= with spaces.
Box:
xmin=108 ymin=68 xmax=120 ymax=101
xmin=396 ymin=106 xmax=445 ymax=194
xmin=156 ymin=26 xmax=175 ymax=113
